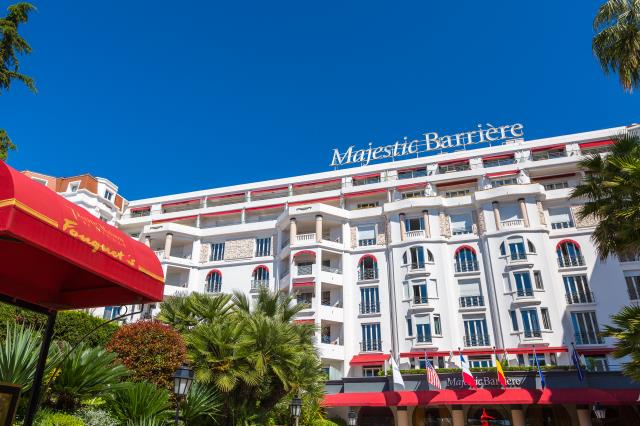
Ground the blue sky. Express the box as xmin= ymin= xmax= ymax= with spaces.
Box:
xmin=2 ymin=1 xmax=638 ymax=199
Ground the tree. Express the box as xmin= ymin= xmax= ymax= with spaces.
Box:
xmin=106 ymin=320 xmax=187 ymax=391
xmin=593 ymin=0 xmax=640 ymax=92
xmin=571 ymin=134 xmax=640 ymax=258
xmin=0 ymin=129 xmax=15 ymax=160
xmin=604 ymin=305 xmax=640 ymax=381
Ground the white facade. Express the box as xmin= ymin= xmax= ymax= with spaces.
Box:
xmin=106 ymin=124 xmax=640 ymax=378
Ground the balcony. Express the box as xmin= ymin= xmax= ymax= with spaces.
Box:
xmin=250 ymin=280 xmax=269 ymax=292
xmin=558 ymin=255 xmax=585 ymax=268
xmin=318 ymin=342 xmax=345 ymax=360
xmin=360 ymin=340 xmax=382 ymax=352
xmin=459 ymin=295 xmax=484 ymax=308
xmin=319 ymin=304 xmax=344 ymax=322
xmin=454 ymin=260 xmax=480 ymax=273
xmin=358 ymin=268 xmax=379 ymax=281
xmin=406 ymin=230 xmax=426 ymax=240
xmin=412 ymin=295 xmax=429 ymax=306
xmin=551 ymin=221 xmax=574 ymax=230
xmin=297 ymin=233 xmax=317 ymax=243
xmin=322 ymin=265 xmax=342 ymax=274
xmin=359 ymin=303 xmax=380 ymax=314
xmin=516 ymin=289 xmax=534 ymax=298
xmin=566 ymin=291 xmax=595 ymax=304
xmin=416 ymin=334 xmax=432 ymax=344
xmin=575 ymin=332 xmax=604 ymax=345
xmin=451 ymin=227 xmax=473 ymax=236
xmin=358 ymin=238 xmax=377 ymax=247
xmin=523 ymin=329 xmax=542 ymax=339
xmin=439 ymin=164 xmax=470 ymax=174
xmin=508 ymin=252 xmax=528 ymax=262
xmin=532 ymin=150 xmax=567 ymax=161
xmin=464 ymin=334 xmax=491 ymax=347
xmin=296 ymin=264 xmax=314 ymax=276
xmin=500 ymin=219 xmax=525 ymax=229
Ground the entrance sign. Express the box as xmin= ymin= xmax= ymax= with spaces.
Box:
xmin=330 ymin=123 xmax=524 ymax=167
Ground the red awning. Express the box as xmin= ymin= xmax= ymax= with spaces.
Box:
xmin=292 ymin=282 xmax=315 ymax=288
xmin=531 ymin=173 xmax=576 ymax=181
xmin=531 ymin=144 xmax=566 ymax=153
xmin=292 ymin=178 xmax=342 ymax=188
xmin=485 ymin=170 xmax=519 ymax=179
xmin=353 ymin=173 xmax=380 ymax=180
xmin=207 ymin=192 xmax=245 ymax=201
xmin=438 ymin=158 xmax=469 ymax=166
xmin=0 ymin=161 xmax=164 ymax=310
xmin=289 ymin=196 xmax=341 ymax=206
xmin=294 ymin=319 xmax=315 ymax=324
xmin=350 ymin=354 xmax=390 ymax=366
xmin=344 ymin=189 xmax=387 ymax=198
xmin=436 ymin=178 xmax=477 ymax=188
xmin=129 ymin=206 xmax=150 ymax=212
xmin=161 ymin=198 xmax=200 ymax=208
xmin=245 ymin=204 xmax=285 ymax=212
xmin=396 ymin=183 xmax=425 ymax=191
xmin=580 ymin=140 xmax=614 ymax=149
xmin=200 ymin=209 xmax=242 ymax=218
xmin=251 ymin=186 xmax=288 ymax=194
xmin=482 ymin=154 xmax=514 ymax=161
xmin=152 ymin=215 xmax=198 ymax=224
xmin=323 ymin=388 xmax=640 ymax=407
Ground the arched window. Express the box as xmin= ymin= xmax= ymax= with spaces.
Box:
xmin=403 ymin=247 xmax=434 ymax=269
xmin=527 ymin=239 xmax=536 ymax=253
xmin=557 ymin=240 xmax=584 ymax=267
xmin=506 ymin=236 xmax=527 ymax=260
xmin=252 ymin=265 xmax=270 ymax=290
xmin=454 ymin=246 xmax=478 ymax=272
xmin=358 ymin=255 xmax=378 ymax=281
xmin=206 ymin=270 xmax=222 ymax=293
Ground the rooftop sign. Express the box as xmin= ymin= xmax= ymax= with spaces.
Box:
xmin=330 ymin=123 xmax=524 ymax=167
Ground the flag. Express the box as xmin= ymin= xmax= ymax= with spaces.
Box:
xmin=424 ymin=353 xmax=441 ymax=389
xmin=460 ymin=354 xmax=477 ymax=389
xmin=496 ymin=356 xmax=507 ymax=389
xmin=571 ymin=344 xmax=584 ymax=382
xmin=533 ymin=347 xmax=546 ymax=389
xmin=389 ymin=354 xmax=405 ymax=390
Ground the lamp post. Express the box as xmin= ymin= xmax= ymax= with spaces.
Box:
xmin=348 ymin=408 xmax=357 ymax=426
xmin=593 ymin=402 xmax=606 ymax=425
xmin=289 ymin=395 xmax=302 ymax=426
xmin=172 ymin=364 xmax=194 ymax=426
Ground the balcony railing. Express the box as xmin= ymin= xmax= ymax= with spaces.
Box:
xmin=205 ymin=282 xmax=222 ymax=293
xmin=297 ymin=233 xmax=316 ymax=242
xmin=451 ymin=228 xmax=473 ymax=235
xmin=459 ymin=295 xmax=484 ymax=308
xmin=359 ymin=303 xmax=380 ymax=314
xmin=358 ymin=268 xmax=379 ymax=281
xmin=558 ymin=255 xmax=585 ymax=267
xmin=464 ymin=334 xmax=490 ymax=347
xmin=508 ymin=252 xmax=528 ymax=262
xmin=454 ymin=260 xmax=479 ymax=273
xmin=406 ymin=230 xmax=425 ymax=239
xmin=439 ymin=164 xmax=470 ymax=174
xmin=412 ymin=295 xmax=429 ymax=305
xmin=501 ymin=219 xmax=525 ymax=228
xmin=297 ymin=264 xmax=313 ymax=276
xmin=250 ymin=280 xmax=269 ymax=291
xmin=523 ymin=329 xmax=542 ymax=338
xmin=551 ymin=221 xmax=574 ymax=230
xmin=408 ymin=262 xmax=426 ymax=271
xmin=566 ymin=291 xmax=595 ymax=304
xmin=360 ymin=340 xmax=382 ymax=352
xmin=358 ymin=238 xmax=376 ymax=247
xmin=416 ymin=334 xmax=432 ymax=343
xmin=516 ymin=289 xmax=534 ymax=298
xmin=532 ymin=150 xmax=567 ymax=161
xmin=321 ymin=265 xmax=343 ymax=274
xmin=575 ymin=332 xmax=604 ymax=345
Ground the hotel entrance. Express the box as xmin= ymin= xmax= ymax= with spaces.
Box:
xmin=412 ymin=406 xmax=452 ymax=425
xmin=358 ymin=407 xmax=395 ymax=425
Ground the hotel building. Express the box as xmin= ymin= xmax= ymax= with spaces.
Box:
xmin=27 ymin=124 xmax=640 ymax=425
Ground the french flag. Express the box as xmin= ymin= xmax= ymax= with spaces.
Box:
xmin=460 ymin=354 xmax=477 ymax=389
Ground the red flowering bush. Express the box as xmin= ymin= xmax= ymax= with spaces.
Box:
xmin=106 ymin=320 xmax=187 ymax=390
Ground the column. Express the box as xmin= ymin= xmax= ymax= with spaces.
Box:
xmin=144 ymin=236 xmax=150 ymax=247
xmin=422 ymin=210 xmax=430 ymax=238
xmin=492 ymin=201 xmax=501 ymax=230
xmin=316 ymin=215 xmax=323 ymax=243
xmin=518 ymin=198 xmax=530 ymax=227
xmin=241 ymin=208 xmax=246 ymax=224
xmin=451 ymin=405 xmax=464 ymax=426
xmin=399 ymin=213 xmax=406 ymax=241
xmin=163 ymin=233 xmax=173 ymax=259
xmin=511 ymin=405 xmax=525 ymax=426
xmin=395 ymin=407 xmax=409 ymax=426
xmin=577 ymin=405 xmax=593 ymax=426
xmin=290 ymin=218 xmax=297 ymax=245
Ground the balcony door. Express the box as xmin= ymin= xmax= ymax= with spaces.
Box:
xmin=361 ymin=323 xmax=381 ymax=351
xmin=464 ymin=318 xmax=488 ymax=346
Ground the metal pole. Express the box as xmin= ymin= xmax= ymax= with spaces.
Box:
xmin=294 ymin=417 xmax=299 ymax=426
xmin=174 ymin=398 xmax=180 ymax=425
xmin=24 ymin=310 xmax=57 ymax=426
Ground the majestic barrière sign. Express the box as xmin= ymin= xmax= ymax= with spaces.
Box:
xmin=330 ymin=122 xmax=524 ymax=167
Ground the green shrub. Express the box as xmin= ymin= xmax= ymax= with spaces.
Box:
xmin=77 ymin=408 xmax=118 ymax=426
xmin=107 ymin=382 xmax=172 ymax=425
xmin=35 ymin=411 xmax=85 ymax=426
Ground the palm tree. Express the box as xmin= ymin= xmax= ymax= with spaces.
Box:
xmin=603 ymin=305 xmax=640 ymax=381
xmin=593 ymin=0 xmax=640 ymax=92
xmin=571 ymin=134 xmax=640 ymax=258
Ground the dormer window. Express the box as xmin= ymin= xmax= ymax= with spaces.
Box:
xmin=104 ymin=190 xmax=114 ymax=201
xmin=69 ymin=183 xmax=80 ymax=193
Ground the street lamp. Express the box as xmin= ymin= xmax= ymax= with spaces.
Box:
xmin=593 ymin=402 xmax=606 ymax=423
xmin=172 ymin=364 xmax=194 ymax=425
xmin=348 ymin=408 xmax=357 ymax=426
xmin=289 ymin=395 xmax=302 ymax=426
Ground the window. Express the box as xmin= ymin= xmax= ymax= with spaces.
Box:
xmin=398 ymin=168 xmax=427 ymax=180
xmin=556 ymin=240 xmax=584 ymax=267
xmin=363 ymin=366 xmax=381 ymax=377
xmin=103 ymin=306 xmax=121 ymax=320
xmin=548 ymin=207 xmax=574 ymax=229
xmin=585 ymin=356 xmax=609 ymax=372
xmin=544 ymin=181 xmax=569 ymax=191
xmin=412 ymin=281 xmax=428 ymax=305
xmin=103 ymin=190 xmax=114 ymax=201
xmin=541 ymin=308 xmax=552 ymax=330
xmin=625 ymin=274 xmax=640 ymax=300
xmin=509 ymin=310 xmax=519 ymax=331
xmin=356 ymin=201 xmax=379 ymax=209
xmin=255 ymin=237 xmax=272 ymax=257
xmin=210 ymin=243 xmax=225 ymax=261
xmin=404 ymin=246 xmax=426 ymax=269
xmin=521 ymin=309 xmax=541 ymax=338
xmin=533 ymin=271 xmax=544 ymax=290
xmin=297 ymin=292 xmax=312 ymax=306
xmin=433 ymin=314 xmax=442 ymax=335
xmin=517 ymin=354 xmax=525 ymax=366
xmin=205 ymin=270 xmax=222 ymax=293
xmin=532 ymin=147 xmax=566 ymax=161
xmin=358 ymin=255 xmax=378 ymax=281
xmin=404 ymin=217 xmax=424 ymax=232
xmin=549 ymin=353 xmax=557 ymax=366
xmin=450 ymin=213 xmax=473 ymax=235
xmin=68 ymin=182 xmax=80 ymax=193
xmin=464 ymin=318 xmax=489 ymax=347
xmin=360 ymin=287 xmax=380 ymax=314
xmin=357 ymin=225 xmax=376 ymax=246
xmin=415 ymin=316 xmax=432 ymax=343
xmin=439 ymin=161 xmax=470 ymax=173
xmin=499 ymin=202 xmax=522 ymax=224
xmin=491 ymin=177 xmax=518 ymax=187
xmin=563 ymin=275 xmax=593 ymax=304
xmin=571 ymin=311 xmax=603 ymax=344
xmin=444 ymin=188 xmax=471 ymax=198
xmin=321 ymin=291 xmax=331 ymax=306
xmin=361 ymin=323 xmax=382 ymax=351
xmin=454 ymin=247 xmax=478 ymax=272
xmin=353 ymin=175 xmax=381 ymax=186
xmin=513 ymin=271 xmax=533 ymax=297
xmin=469 ymin=356 xmax=493 ymax=368
xmin=401 ymin=190 xmax=424 ymax=199
xmin=458 ymin=279 xmax=483 ymax=307
xmin=406 ymin=318 xmax=413 ymax=337
xmin=528 ymin=353 xmax=546 ymax=367
xmin=251 ymin=266 xmax=269 ymax=290
xmin=505 ymin=236 xmax=526 ymax=260
xmin=483 ymin=156 xmax=515 ymax=168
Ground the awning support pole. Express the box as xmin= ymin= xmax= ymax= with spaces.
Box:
xmin=24 ymin=310 xmax=57 ymax=426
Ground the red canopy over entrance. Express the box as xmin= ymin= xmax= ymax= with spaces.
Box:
xmin=0 ymin=161 xmax=164 ymax=310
